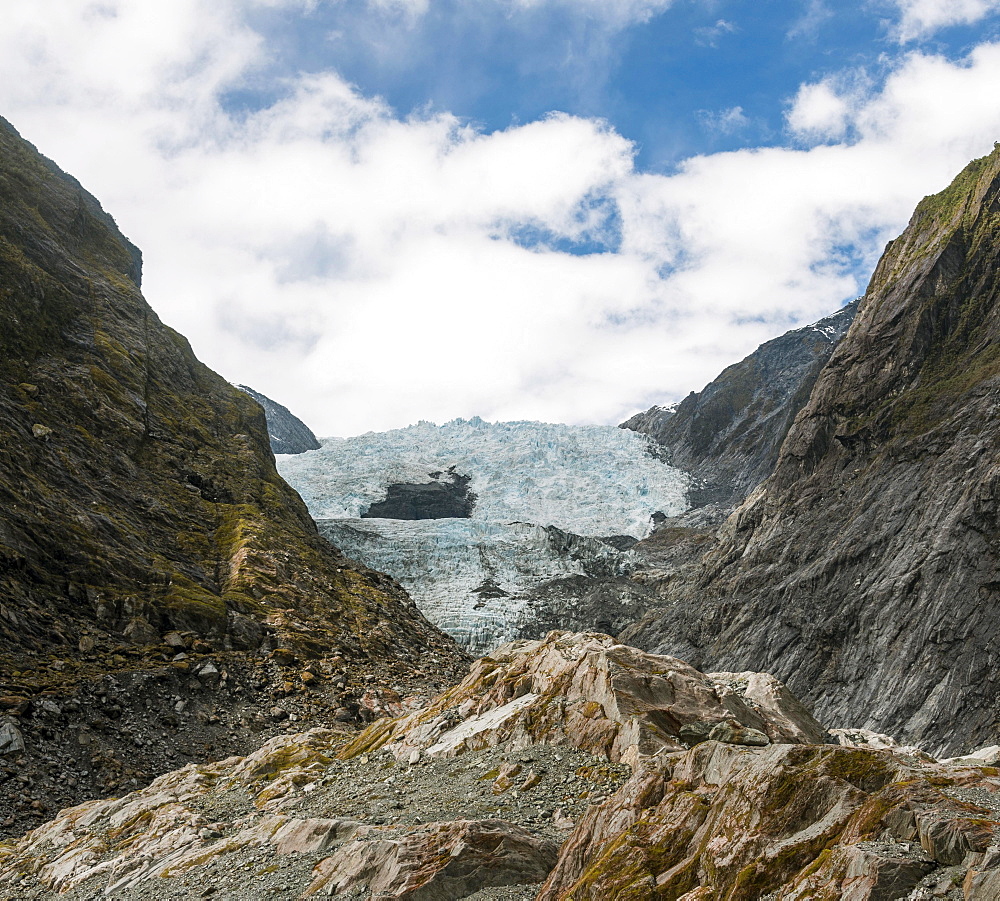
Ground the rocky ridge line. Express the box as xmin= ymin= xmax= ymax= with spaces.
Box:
xmin=236 ymin=385 xmax=322 ymax=455
xmin=622 ymin=299 xmax=858 ymax=509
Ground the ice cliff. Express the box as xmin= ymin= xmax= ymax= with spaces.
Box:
xmin=278 ymin=419 xmax=689 ymax=653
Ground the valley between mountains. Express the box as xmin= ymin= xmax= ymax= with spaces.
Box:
xmin=3 ymin=113 xmax=1000 ymax=900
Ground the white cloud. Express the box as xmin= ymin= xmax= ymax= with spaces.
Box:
xmin=697 ymin=105 xmax=750 ymax=136
xmin=786 ymin=81 xmax=853 ymax=140
xmin=506 ymin=0 xmax=674 ymax=26
xmin=892 ymin=0 xmax=1000 ymax=42
xmin=2 ymin=3 xmax=1000 ymax=435
xmin=694 ymin=18 xmax=738 ymax=47
xmin=786 ymin=0 xmax=832 ymax=40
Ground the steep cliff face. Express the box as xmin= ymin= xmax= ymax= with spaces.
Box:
xmin=236 ymin=385 xmax=321 ymax=455
xmin=624 ymin=148 xmax=1000 ymax=755
xmin=0 ymin=116 xmax=454 ymax=666
xmin=622 ymin=300 xmax=858 ymax=507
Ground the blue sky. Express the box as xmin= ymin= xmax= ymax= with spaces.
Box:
xmin=2 ymin=1 xmax=1000 ymax=434
xmin=241 ymin=0 xmax=1000 ymax=168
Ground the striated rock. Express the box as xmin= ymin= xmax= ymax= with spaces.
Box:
xmin=621 ymin=300 xmax=858 ymax=508
xmin=236 ymin=383 xmax=321 ymax=455
xmin=271 ymin=817 xmax=362 ymax=854
xmin=538 ymin=740 xmax=1000 ymax=900
xmin=819 ymin=844 xmax=936 ymax=901
xmin=965 ymin=858 xmax=1000 ymax=900
xmin=709 ymin=669 xmax=831 ymax=745
xmin=941 ymin=744 xmax=1000 ymax=767
xmin=340 ymin=631 xmax=826 ymax=768
xmin=623 ymin=147 xmax=1000 ymax=755
xmin=304 ymin=819 xmax=559 ymax=898
xmin=0 ymin=721 xmax=615 ymax=898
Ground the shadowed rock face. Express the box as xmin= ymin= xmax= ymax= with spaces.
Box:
xmin=622 ymin=300 xmax=858 ymax=508
xmin=362 ymin=467 xmax=476 ymax=520
xmin=236 ymin=385 xmax=321 ymax=455
xmin=623 ymin=147 xmax=1000 ymax=756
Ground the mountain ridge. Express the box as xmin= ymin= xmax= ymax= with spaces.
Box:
xmin=622 ymin=145 xmax=1000 ymax=755
xmin=622 ymin=298 xmax=859 ymax=508
xmin=0 ymin=114 xmax=463 ymax=834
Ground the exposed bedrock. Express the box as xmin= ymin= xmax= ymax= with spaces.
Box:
xmin=236 ymin=384 xmax=321 ymax=455
xmin=362 ymin=466 xmax=476 ymax=519
xmin=623 ymin=146 xmax=1000 ymax=757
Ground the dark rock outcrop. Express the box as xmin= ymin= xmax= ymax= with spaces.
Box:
xmin=0 ymin=116 xmax=464 ymax=829
xmin=623 ymin=147 xmax=1000 ymax=756
xmin=362 ymin=466 xmax=475 ymax=519
xmin=622 ymin=300 xmax=858 ymax=507
xmin=236 ymin=384 xmax=321 ymax=455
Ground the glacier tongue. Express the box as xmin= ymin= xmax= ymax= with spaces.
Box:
xmin=278 ymin=419 xmax=690 ymax=653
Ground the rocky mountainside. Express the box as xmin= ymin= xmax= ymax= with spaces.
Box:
xmin=622 ymin=300 xmax=858 ymax=508
xmin=4 ymin=631 xmax=1000 ymax=900
xmin=236 ymin=385 xmax=321 ymax=455
xmin=623 ymin=147 xmax=1000 ymax=757
xmin=0 ymin=116 xmax=463 ymax=834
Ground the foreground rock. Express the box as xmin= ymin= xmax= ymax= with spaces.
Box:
xmin=0 ymin=725 xmax=626 ymax=899
xmin=540 ymin=740 xmax=1000 ymax=900
xmin=3 ymin=631 xmax=999 ymax=900
xmin=341 ymin=632 xmax=829 ymax=768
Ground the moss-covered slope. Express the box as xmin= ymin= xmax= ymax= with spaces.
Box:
xmin=623 ymin=146 xmax=1000 ymax=755
xmin=0 ymin=115 xmax=459 ymax=669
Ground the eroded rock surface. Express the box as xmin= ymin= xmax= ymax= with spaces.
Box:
xmin=340 ymin=631 xmax=827 ymax=768
xmin=0 ymin=725 xmax=627 ymax=899
xmin=539 ymin=741 xmax=1000 ymax=900
xmin=4 ymin=631 xmax=1000 ymax=900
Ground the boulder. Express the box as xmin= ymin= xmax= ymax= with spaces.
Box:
xmin=0 ymin=721 xmax=24 ymax=756
xmin=538 ymin=741 xmax=1000 ymax=900
xmin=304 ymin=819 xmax=559 ymax=899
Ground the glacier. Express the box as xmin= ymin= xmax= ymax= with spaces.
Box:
xmin=277 ymin=418 xmax=689 ymax=653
